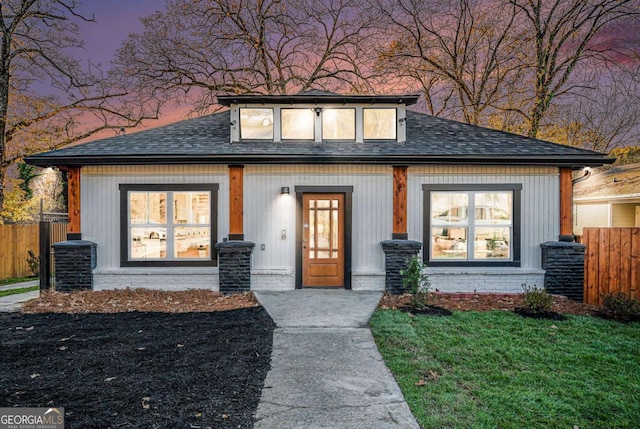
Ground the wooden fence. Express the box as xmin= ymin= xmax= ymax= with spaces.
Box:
xmin=583 ymin=227 xmax=640 ymax=305
xmin=0 ymin=224 xmax=40 ymax=279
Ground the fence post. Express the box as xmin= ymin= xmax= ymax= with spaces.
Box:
xmin=39 ymin=221 xmax=51 ymax=291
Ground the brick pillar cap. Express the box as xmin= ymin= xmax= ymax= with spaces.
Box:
xmin=215 ymin=240 xmax=256 ymax=249
xmin=52 ymin=240 xmax=97 ymax=247
xmin=381 ymin=239 xmax=422 ymax=247
xmin=540 ymin=241 xmax=586 ymax=249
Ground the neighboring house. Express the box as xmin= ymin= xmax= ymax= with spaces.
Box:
xmin=573 ymin=163 xmax=640 ymax=237
xmin=26 ymin=91 xmax=610 ymax=293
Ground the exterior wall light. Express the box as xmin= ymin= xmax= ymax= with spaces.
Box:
xmin=280 ymin=186 xmax=290 ymax=195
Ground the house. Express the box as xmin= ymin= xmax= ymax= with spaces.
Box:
xmin=573 ymin=164 xmax=640 ymax=237
xmin=25 ymin=91 xmax=611 ymax=294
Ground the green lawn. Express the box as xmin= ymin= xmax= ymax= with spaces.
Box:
xmin=0 ymin=285 xmax=39 ymax=297
xmin=370 ymin=309 xmax=640 ymax=429
xmin=0 ymin=276 xmax=35 ymax=287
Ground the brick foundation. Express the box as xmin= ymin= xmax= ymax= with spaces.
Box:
xmin=52 ymin=240 xmax=97 ymax=292
xmin=380 ymin=240 xmax=422 ymax=294
xmin=540 ymin=241 xmax=586 ymax=301
xmin=215 ymin=240 xmax=255 ymax=294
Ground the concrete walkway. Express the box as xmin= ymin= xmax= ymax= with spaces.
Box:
xmin=0 ymin=280 xmax=40 ymax=312
xmin=253 ymin=290 xmax=420 ymax=429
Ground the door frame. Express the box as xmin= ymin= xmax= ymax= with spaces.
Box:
xmin=295 ymin=186 xmax=353 ymax=289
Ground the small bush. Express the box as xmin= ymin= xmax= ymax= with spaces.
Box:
xmin=520 ymin=284 xmax=553 ymax=313
xmin=27 ymin=249 xmax=39 ymax=276
xmin=600 ymin=292 xmax=640 ymax=322
xmin=400 ymin=256 xmax=431 ymax=310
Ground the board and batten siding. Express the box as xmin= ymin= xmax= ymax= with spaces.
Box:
xmin=244 ymin=165 xmax=392 ymax=290
xmin=409 ymin=166 xmax=557 ymax=292
xmin=81 ymin=165 xmax=228 ymax=290
xmin=80 ymin=164 xmax=558 ymax=293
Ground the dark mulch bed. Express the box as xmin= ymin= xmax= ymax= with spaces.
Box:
xmin=0 ymin=307 xmax=275 ymax=429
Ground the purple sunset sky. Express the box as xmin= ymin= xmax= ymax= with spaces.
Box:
xmin=76 ymin=1 xmax=166 ymax=68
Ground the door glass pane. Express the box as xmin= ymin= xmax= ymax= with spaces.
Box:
xmin=309 ymin=250 xmax=315 ymax=259
xmin=431 ymin=227 xmax=467 ymax=259
xmin=317 ymin=199 xmax=330 ymax=208
xmin=174 ymin=192 xmax=210 ymax=224
xmin=131 ymin=227 xmax=167 ymax=259
xmin=332 ymin=199 xmax=338 ymax=208
xmin=282 ymin=108 xmax=314 ymax=140
xmin=331 ymin=209 xmax=338 ymax=250
xmin=317 ymin=251 xmax=330 ymax=258
xmin=316 ymin=210 xmax=330 ymax=249
xmin=322 ymin=108 xmax=355 ymax=140
xmin=309 ymin=210 xmax=315 ymax=248
xmin=363 ymin=108 xmax=396 ymax=139
xmin=174 ymin=227 xmax=210 ymax=259
xmin=475 ymin=227 xmax=510 ymax=259
xmin=240 ymin=108 xmax=273 ymax=139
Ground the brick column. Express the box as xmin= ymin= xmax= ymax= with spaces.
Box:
xmin=215 ymin=240 xmax=255 ymax=294
xmin=52 ymin=240 xmax=97 ymax=292
xmin=540 ymin=241 xmax=586 ymax=301
xmin=380 ymin=240 xmax=422 ymax=294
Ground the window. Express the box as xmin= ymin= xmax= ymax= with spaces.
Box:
xmin=240 ymin=108 xmax=273 ymax=140
xmin=282 ymin=108 xmax=314 ymax=140
xmin=120 ymin=184 xmax=218 ymax=267
xmin=364 ymin=108 xmax=396 ymax=139
xmin=423 ymin=184 xmax=521 ymax=266
xmin=322 ymin=108 xmax=355 ymax=140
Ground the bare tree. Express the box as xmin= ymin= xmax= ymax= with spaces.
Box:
xmin=567 ymin=65 xmax=640 ymax=151
xmin=510 ymin=0 xmax=639 ymax=138
xmin=112 ymin=0 xmax=379 ymax=115
xmin=373 ymin=0 xmax=526 ymax=125
xmin=0 ymin=0 xmax=156 ymax=214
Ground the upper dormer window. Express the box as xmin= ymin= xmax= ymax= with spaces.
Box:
xmin=322 ymin=108 xmax=355 ymax=140
xmin=364 ymin=108 xmax=396 ymax=140
xmin=240 ymin=108 xmax=273 ymax=140
xmin=282 ymin=108 xmax=315 ymax=140
xmin=223 ymin=92 xmax=416 ymax=143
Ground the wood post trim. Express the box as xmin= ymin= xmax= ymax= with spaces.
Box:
xmin=229 ymin=165 xmax=244 ymax=240
xmin=67 ymin=166 xmax=81 ymax=238
xmin=392 ymin=166 xmax=408 ymax=240
xmin=559 ymin=167 xmax=573 ymax=237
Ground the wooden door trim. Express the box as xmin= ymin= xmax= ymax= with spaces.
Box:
xmin=295 ymin=186 xmax=353 ymax=290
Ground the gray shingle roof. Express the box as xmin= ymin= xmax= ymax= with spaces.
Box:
xmin=25 ymin=109 xmax=611 ymax=168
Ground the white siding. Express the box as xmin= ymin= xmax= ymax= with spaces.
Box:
xmin=82 ymin=165 xmax=227 ymax=290
xmin=245 ymin=165 xmax=391 ymax=290
xmin=409 ymin=165 xmax=559 ymax=270
xmin=82 ymin=164 xmax=560 ymax=293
